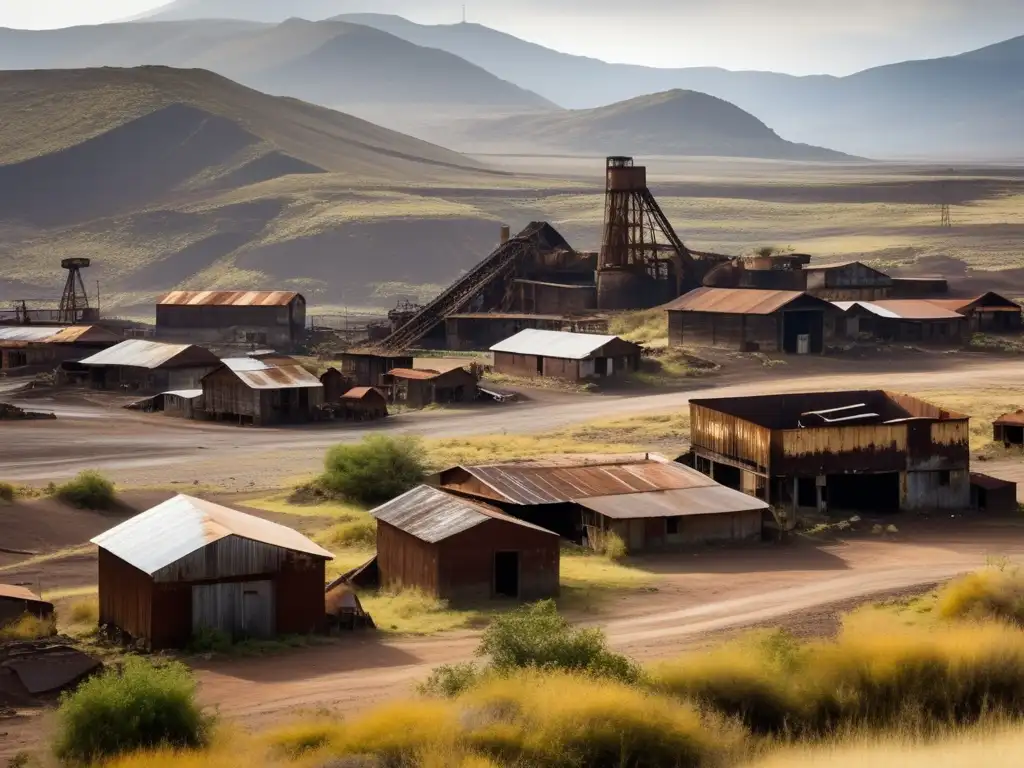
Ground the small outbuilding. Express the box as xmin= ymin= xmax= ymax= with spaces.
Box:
xmin=0 ymin=585 xmax=54 ymax=629
xmin=337 ymin=351 xmax=414 ymax=388
xmin=80 ymin=339 xmax=221 ymax=392
xmin=490 ymin=329 xmax=642 ymax=381
xmin=127 ymin=389 xmax=204 ymax=419
xmin=369 ymin=485 xmax=560 ymax=602
xmin=994 ymin=410 xmax=1024 ymax=447
xmin=383 ymin=367 xmax=478 ymax=408
xmin=319 ymin=367 xmax=354 ymax=404
xmin=92 ymin=495 xmax=333 ymax=650
xmin=0 ymin=325 xmax=122 ymax=371
xmin=665 ymin=288 xmax=833 ymax=354
xmin=970 ymin=473 xmax=1018 ymax=514
xmin=338 ymin=387 xmax=388 ymax=421
xmin=925 ymin=292 xmax=1022 ymax=334
xmin=832 ymin=300 xmax=967 ymax=345
xmin=202 ymin=358 xmax=324 ymax=425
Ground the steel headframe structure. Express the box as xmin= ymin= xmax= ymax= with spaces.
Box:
xmin=58 ymin=257 xmax=91 ymax=324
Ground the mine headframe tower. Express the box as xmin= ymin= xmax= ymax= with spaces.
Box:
xmin=597 ymin=156 xmax=706 ymax=310
xmin=58 ymin=257 xmax=91 ymax=324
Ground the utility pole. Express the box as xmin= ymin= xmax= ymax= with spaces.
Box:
xmin=939 ymin=178 xmax=953 ymax=228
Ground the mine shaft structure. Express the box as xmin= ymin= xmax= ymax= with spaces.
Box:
xmin=597 ymin=156 xmax=704 ymax=310
xmin=57 ymin=258 xmax=92 ymax=324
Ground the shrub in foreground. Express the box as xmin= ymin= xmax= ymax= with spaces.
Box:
xmin=0 ymin=481 xmax=14 ymax=503
xmin=319 ymin=436 xmax=426 ymax=506
xmin=54 ymin=657 xmax=211 ymax=765
xmin=0 ymin=613 xmax=56 ymax=641
xmin=937 ymin=566 xmax=1024 ymax=626
xmin=55 ymin=470 xmax=115 ymax=510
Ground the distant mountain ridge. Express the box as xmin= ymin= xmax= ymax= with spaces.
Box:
xmin=461 ymin=90 xmax=853 ymax=161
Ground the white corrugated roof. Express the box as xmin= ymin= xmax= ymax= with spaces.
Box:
xmin=163 ymin=390 xmax=203 ymax=400
xmin=221 ymin=358 xmax=271 ymax=372
xmin=79 ymin=339 xmax=218 ymax=369
xmin=490 ymin=329 xmax=621 ymax=360
xmin=91 ymin=495 xmax=332 ymax=576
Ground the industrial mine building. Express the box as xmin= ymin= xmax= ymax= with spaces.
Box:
xmin=490 ymin=329 xmax=643 ymax=382
xmin=156 ymin=291 xmax=306 ymax=349
xmin=688 ymin=390 xmax=973 ymax=519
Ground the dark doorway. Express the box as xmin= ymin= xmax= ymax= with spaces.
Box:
xmin=595 ymin=357 xmax=608 ymax=376
xmin=797 ymin=476 xmax=817 ymax=508
xmin=536 ymin=356 xmax=544 ymax=375
xmin=826 ymin=472 xmax=901 ymax=514
xmin=713 ymin=463 xmax=742 ymax=491
xmin=494 ymin=552 xmax=519 ymax=598
xmin=782 ymin=311 xmax=824 ymax=354
xmin=1004 ymin=426 xmax=1024 ymax=446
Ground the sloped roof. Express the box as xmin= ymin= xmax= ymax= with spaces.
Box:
xmin=577 ymin=486 xmax=768 ymax=519
xmin=0 ymin=325 xmax=119 ymax=345
xmin=664 ymin=287 xmax=819 ymax=315
xmin=925 ymin=292 xmax=1021 ymax=313
xmin=79 ymin=340 xmax=220 ymax=369
xmin=370 ymin=485 xmax=556 ymax=544
xmin=92 ymin=494 xmax=332 ymax=576
xmin=0 ymin=584 xmax=49 ymax=603
xmin=490 ymin=329 xmax=623 ymax=359
xmin=385 ymin=368 xmax=444 ymax=381
xmin=342 ymin=387 xmax=385 ymax=400
xmin=157 ymin=291 xmax=301 ymax=307
xmin=994 ymin=409 xmax=1024 ymax=427
xmin=219 ymin=364 xmax=323 ymax=391
xmin=832 ymin=300 xmax=964 ymax=320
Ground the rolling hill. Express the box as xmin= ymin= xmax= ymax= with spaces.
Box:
xmin=337 ymin=15 xmax=1024 ymax=159
xmin=0 ymin=67 xmax=512 ymax=308
xmin=0 ymin=19 xmax=553 ymax=113
xmin=461 ymin=90 xmax=852 ymax=161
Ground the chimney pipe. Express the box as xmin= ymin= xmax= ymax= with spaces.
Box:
xmin=499 ymin=224 xmax=510 ymax=244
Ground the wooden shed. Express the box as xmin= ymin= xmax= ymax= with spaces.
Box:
xmin=320 ymin=367 xmax=354 ymax=404
xmin=91 ymin=495 xmax=333 ymax=650
xmin=0 ymin=584 xmax=54 ymax=629
xmin=383 ymin=368 xmax=478 ymax=409
xmin=369 ymin=485 xmax=559 ymax=602
xmin=339 ymin=387 xmax=388 ymax=420
xmin=337 ymin=351 xmax=414 ymax=388
xmin=489 ymin=329 xmax=641 ymax=381
xmin=0 ymin=325 xmax=121 ymax=371
xmin=202 ymin=358 xmax=324 ymax=425
xmin=831 ymin=300 xmax=968 ymax=345
xmin=666 ymin=288 xmax=833 ymax=354
xmin=925 ymin=292 xmax=1022 ymax=334
xmin=79 ymin=339 xmax=221 ymax=392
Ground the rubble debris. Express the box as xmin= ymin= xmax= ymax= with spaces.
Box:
xmin=0 ymin=638 xmax=101 ymax=707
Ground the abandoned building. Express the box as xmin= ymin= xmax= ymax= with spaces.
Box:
xmin=338 ymin=387 xmax=388 ymax=420
xmin=831 ymin=300 xmax=968 ymax=345
xmin=666 ymin=288 xmax=834 ymax=354
xmin=128 ymin=389 xmax=204 ymax=419
xmin=993 ymin=410 xmax=1024 ymax=447
xmin=889 ymin=276 xmax=950 ymax=298
xmin=369 ymin=485 xmax=560 ymax=601
xmin=79 ymin=339 xmax=221 ymax=392
xmin=91 ymin=495 xmax=333 ymax=650
xmin=925 ymin=292 xmax=1022 ymax=333
xmin=382 ymin=367 xmax=478 ymax=409
xmin=443 ymin=313 xmax=608 ymax=352
xmin=970 ymin=473 xmax=1019 ymax=514
xmin=802 ymin=261 xmax=894 ymax=301
xmin=490 ymin=329 xmax=642 ymax=381
xmin=0 ymin=325 xmax=121 ymax=370
xmin=337 ymin=351 xmax=414 ymax=388
xmin=319 ymin=368 xmax=353 ymax=403
xmin=156 ymin=291 xmax=307 ymax=348
xmin=689 ymin=390 xmax=972 ymax=518
xmin=202 ymin=358 xmax=324 ymax=425
xmin=0 ymin=584 xmax=54 ymax=628
xmin=434 ymin=455 xmax=770 ymax=552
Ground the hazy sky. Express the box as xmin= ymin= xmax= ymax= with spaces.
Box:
xmin=3 ymin=0 xmax=1023 ymax=74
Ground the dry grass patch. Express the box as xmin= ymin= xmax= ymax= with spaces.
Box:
xmin=424 ymin=434 xmax=639 ymax=469
xmin=566 ymin=410 xmax=691 ymax=446
xmin=359 ymin=588 xmax=488 ymax=635
xmin=911 ymin=388 xmax=1020 ymax=452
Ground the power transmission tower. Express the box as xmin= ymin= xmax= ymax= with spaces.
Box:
xmin=939 ymin=180 xmax=952 ymax=228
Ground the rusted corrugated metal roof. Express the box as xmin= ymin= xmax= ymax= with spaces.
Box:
xmin=664 ymin=287 xmax=812 ymax=315
xmin=0 ymin=584 xmax=47 ymax=603
xmin=0 ymin=325 xmax=117 ymax=345
xmin=970 ymin=472 xmax=1016 ymax=491
xmin=342 ymin=387 xmax=383 ymax=400
xmin=80 ymin=340 xmax=219 ymax=369
xmin=832 ymin=300 xmax=964 ymax=320
xmin=386 ymin=368 xmax=443 ymax=381
xmin=157 ymin=291 xmax=301 ymax=307
xmin=490 ymin=329 xmax=621 ymax=359
xmin=455 ymin=460 xmax=717 ymax=505
xmin=229 ymin=365 xmax=323 ymax=391
xmin=577 ymin=486 xmax=769 ymax=519
xmin=91 ymin=494 xmax=332 ymax=575
xmin=370 ymin=485 xmax=556 ymax=543
xmin=994 ymin=409 xmax=1024 ymax=427
xmin=926 ymin=293 xmax=1021 ymax=313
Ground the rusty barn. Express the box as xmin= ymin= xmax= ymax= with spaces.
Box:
xmin=202 ymin=358 xmax=324 ymax=425
xmin=435 ymin=455 xmax=769 ymax=552
xmin=925 ymin=292 xmax=1022 ymax=333
xmin=156 ymin=291 xmax=306 ymax=348
xmin=79 ymin=339 xmax=221 ymax=392
xmin=91 ymin=495 xmax=333 ymax=650
xmin=665 ymin=288 xmax=834 ymax=354
xmin=337 ymin=350 xmax=414 ymax=388
xmin=382 ymin=367 xmax=478 ymax=409
xmin=688 ymin=390 xmax=971 ymax=520
xmin=370 ymin=485 xmax=560 ymax=602
xmin=831 ymin=300 xmax=968 ymax=345
xmin=319 ymin=368 xmax=353 ymax=403
xmin=338 ymin=387 xmax=388 ymax=420
xmin=490 ymin=329 xmax=642 ymax=382
xmin=0 ymin=585 xmax=54 ymax=628
xmin=994 ymin=410 xmax=1024 ymax=447
xmin=0 ymin=325 xmax=121 ymax=371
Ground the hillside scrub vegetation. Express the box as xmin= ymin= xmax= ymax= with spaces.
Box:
xmin=936 ymin=563 xmax=1024 ymax=625
xmin=318 ymin=435 xmax=426 ymax=506
xmin=54 ymin=657 xmax=212 ymax=765
xmin=55 ymin=470 xmax=116 ymax=511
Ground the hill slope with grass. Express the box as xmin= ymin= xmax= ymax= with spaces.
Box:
xmin=0 ymin=66 xmax=513 ymax=310
xmin=462 ymin=89 xmax=851 ymax=160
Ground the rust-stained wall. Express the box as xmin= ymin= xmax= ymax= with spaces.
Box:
xmin=776 ymin=424 xmax=908 ymax=475
xmin=98 ymin=549 xmax=155 ymax=646
xmin=690 ymin=404 xmax=772 ymax=473
xmin=275 ymin=557 xmax=327 ymax=636
xmin=377 ymin=521 xmax=440 ymax=596
xmin=156 ymin=298 xmax=305 ymax=347
xmin=903 ymin=470 xmax=970 ymax=510
xmin=203 ymin=367 xmax=259 ymax=420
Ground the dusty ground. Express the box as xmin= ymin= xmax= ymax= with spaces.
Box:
xmin=3 ymin=352 xmax=1024 ymax=491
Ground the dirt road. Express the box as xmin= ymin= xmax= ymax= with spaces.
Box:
xmin=195 ymin=525 xmax=1024 ymax=725
xmin=4 ymin=356 xmax=1024 ymax=490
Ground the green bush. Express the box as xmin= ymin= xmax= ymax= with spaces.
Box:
xmin=55 ymin=470 xmax=115 ymax=510
xmin=319 ymin=436 xmax=426 ymax=506
xmin=477 ymin=600 xmax=641 ymax=685
xmin=0 ymin=481 xmax=14 ymax=503
xmin=188 ymin=627 xmax=234 ymax=655
xmin=418 ymin=662 xmax=484 ymax=698
xmin=597 ymin=530 xmax=628 ymax=561
xmin=53 ymin=657 xmax=212 ymax=765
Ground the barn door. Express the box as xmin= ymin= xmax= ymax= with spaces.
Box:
xmin=192 ymin=580 xmax=275 ymax=640
xmin=242 ymin=581 xmax=275 ymax=638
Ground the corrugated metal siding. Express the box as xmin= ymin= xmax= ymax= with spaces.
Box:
xmin=490 ymin=329 xmax=620 ymax=359
xmin=98 ymin=550 xmax=154 ymax=646
xmin=276 ymin=558 xmax=327 ymax=635
xmin=192 ymin=580 xmax=275 ymax=639
xmin=152 ymin=538 xmax=314 ymax=583
xmin=690 ymin=404 xmax=772 ymax=472
xmin=203 ymin=367 xmax=260 ymax=418
xmin=781 ymin=425 xmax=907 ymax=461
xmin=903 ymin=470 xmax=971 ymax=511
xmin=157 ymin=291 xmax=301 ymax=307
xmin=377 ymin=521 xmax=440 ymax=596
